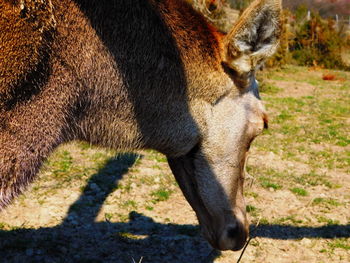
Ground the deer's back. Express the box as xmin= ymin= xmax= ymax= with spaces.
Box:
xmin=1 ymin=0 xmax=225 ymax=155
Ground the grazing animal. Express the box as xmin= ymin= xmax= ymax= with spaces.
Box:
xmin=0 ymin=0 xmax=282 ymax=251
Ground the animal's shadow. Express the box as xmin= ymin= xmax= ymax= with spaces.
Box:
xmin=0 ymin=153 xmax=349 ymax=263
xmin=0 ymin=153 xmax=218 ymax=263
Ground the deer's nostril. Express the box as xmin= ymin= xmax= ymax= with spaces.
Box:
xmin=227 ymin=224 xmax=239 ymax=239
xmin=217 ymin=222 xmax=248 ymax=251
xmin=263 ymin=113 xmax=269 ymax=129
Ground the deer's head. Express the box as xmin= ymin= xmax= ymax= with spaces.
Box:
xmin=168 ymin=0 xmax=282 ymax=251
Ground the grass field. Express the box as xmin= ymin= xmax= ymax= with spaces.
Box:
xmin=0 ymin=66 xmax=349 ymax=262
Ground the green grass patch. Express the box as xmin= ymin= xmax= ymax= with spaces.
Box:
xmin=104 ymin=213 xmax=113 ymax=221
xmin=246 ymin=205 xmax=257 ymax=213
xmin=246 ymin=205 xmax=259 ymax=217
xmin=0 ymin=222 xmax=6 ymax=230
xmin=317 ymin=216 xmax=340 ymax=225
xmin=260 ymin=180 xmax=282 ymax=190
xmin=328 ymin=239 xmax=350 ymax=251
xmin=290 ymin=187 xmax=308 ymax=196
xmin=312 ymin=198 xmax=341 ymax=207
xmin=151 ymin=189 xmax=172 ymax=203
xmin=276 ymin=110 xmax=294 ymax=123
xmin=245 ymin=191 xmax=259 ymax=199
xmin=145 ymin=206 xmax=154 ymax=211
xmin=259 ymin=82 xmax=283 ymax=95
xmin=50 ymin=150 xmax=73 ymax=177
xmin=122 ymin=200 xmax=137 ymax=209
xmin=293 ymin=172 xmax=337 ymax=189
xmin=274 ymin=215 xmax=303 ymax=225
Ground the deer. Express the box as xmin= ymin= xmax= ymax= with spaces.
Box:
xmin=0 ymin=0 xmax=282 ymax=251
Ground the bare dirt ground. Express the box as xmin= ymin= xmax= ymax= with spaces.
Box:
xmin=0 ymin=66 xmax=349 ymax=263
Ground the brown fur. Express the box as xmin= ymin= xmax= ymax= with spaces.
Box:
xmin=0 ymin=0 xmax=56 ymax=104
xmin=0 ymin=0 xmax=282 ymax=250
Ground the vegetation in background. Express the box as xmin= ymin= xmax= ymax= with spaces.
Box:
xmin=291 ymin=8 xmax=349 ymax=69
xmin=189 ymin=1 xmax=350 ymax=70
xmin=268 ymin=5 xmax=350 ymax=70
xmin=266 ymin=9 xmax=294 ymax=67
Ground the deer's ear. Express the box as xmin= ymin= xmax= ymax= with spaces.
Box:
xmin=224 ymin=0 xmax=282 ymax=74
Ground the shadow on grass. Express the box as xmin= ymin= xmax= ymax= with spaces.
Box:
xmin=0 ymin=153 xmax=349 ymax=263
xmin=0 ymin=153 xmax=217 ymax=263
xmin=252 ymin=224 xmax=350 ymax=240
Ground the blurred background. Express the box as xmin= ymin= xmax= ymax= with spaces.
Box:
xmin=188 ymin=0 xmax=350 ymax=70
